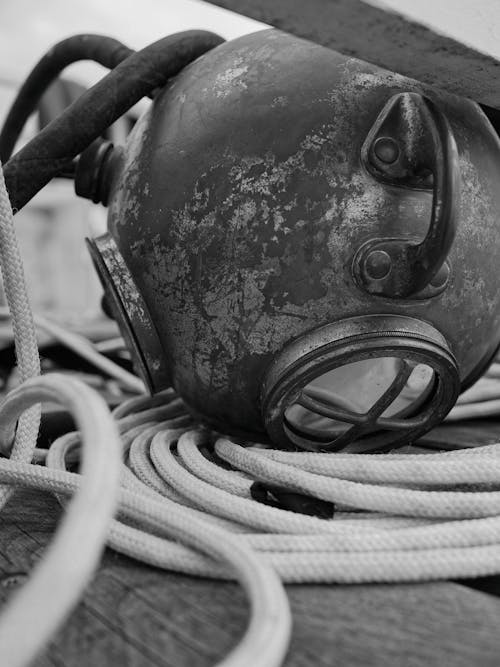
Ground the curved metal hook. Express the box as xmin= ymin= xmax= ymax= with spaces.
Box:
xmin=355 ymin=92 xmax=461 ymax=298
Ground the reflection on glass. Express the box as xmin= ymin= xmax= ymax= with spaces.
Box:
xmin=285 ymin=357 xmax=435 ymax=436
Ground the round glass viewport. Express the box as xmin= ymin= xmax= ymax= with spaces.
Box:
xmin=261 ymin=315 xmax=460 ymax=452
xmin=284 ymin=357 xmax=434 ymax=442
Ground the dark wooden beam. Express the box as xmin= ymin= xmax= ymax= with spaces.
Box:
xmin=202 ymin=0 xmax=500 ymax=108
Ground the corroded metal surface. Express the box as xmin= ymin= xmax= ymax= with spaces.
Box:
xmin=106 ymin=30 xmax=500 ymax=438
xmin=204 ymin=0 xmax=500 ymax=109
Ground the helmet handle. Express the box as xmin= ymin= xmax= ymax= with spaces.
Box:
xmin=354 ymin=92 xmax=460 ymax=298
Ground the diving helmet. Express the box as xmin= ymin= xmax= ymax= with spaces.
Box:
xmin=85 ymin=29 xmax=500 ymax=451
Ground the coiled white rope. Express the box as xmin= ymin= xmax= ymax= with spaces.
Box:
xmin=0 ymin=159 xmax=41 ymax=508
xmin=83 ymin=397 xmax=500 ymax=583
xmin=0 ymin=375 xmax=122 ymax=666
xmin=1 ymin=152 xmax=500 ymax=667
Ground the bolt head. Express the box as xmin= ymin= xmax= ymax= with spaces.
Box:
xmin=364 ymin=250 xmax=392 ymax=280
xmin=373 ymin=137 xmax=400 ymax=164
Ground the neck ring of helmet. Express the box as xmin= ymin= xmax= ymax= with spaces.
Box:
xmin=261 ymin=315 xmax=460 ymax=452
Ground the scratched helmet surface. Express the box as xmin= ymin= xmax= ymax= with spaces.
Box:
xmin=89 ymin=29 xmax=500 ymax=451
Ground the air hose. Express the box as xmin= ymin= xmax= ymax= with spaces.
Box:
xmin=2 ymin=30 xmax=224 ymax=212
xmin=2 ymin=31 xmax=500 ymax=667
xmin=0 ymin=34 xmax=136 ymax=163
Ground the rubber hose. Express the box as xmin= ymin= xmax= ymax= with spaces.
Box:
xmin=0 ymin=34 xmax=135 ymax=162
xmin=3 ymin=30 xmax=224 ymax=211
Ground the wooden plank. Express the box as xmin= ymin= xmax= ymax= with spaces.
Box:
xmin=1 ymin=488 xmax=500 ymax=666
xmin=202 ymin=0 xmax=500 ymax=108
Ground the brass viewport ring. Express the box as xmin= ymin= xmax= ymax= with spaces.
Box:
xmin=261 ymin=315 xmax=459 ymax=452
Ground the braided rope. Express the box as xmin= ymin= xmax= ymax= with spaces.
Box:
xmin=40 ymin=393 xmax=500 ymax=586
xmin=0 ymin=161 xmax=40 ymax=504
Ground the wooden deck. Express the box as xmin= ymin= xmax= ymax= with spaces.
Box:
xmin=1 ymin=420 xmax=500 ymax=666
